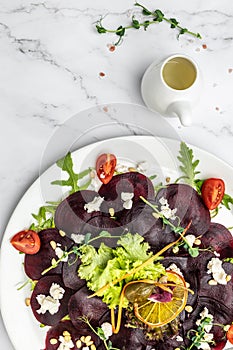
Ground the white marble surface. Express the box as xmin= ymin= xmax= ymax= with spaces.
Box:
xmin=0 ymin=0 xmax=233 ymax=348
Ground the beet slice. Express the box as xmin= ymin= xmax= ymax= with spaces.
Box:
xmin=98 ymin=172 xmax=155 ymax=217
xmin=62 ymin=251 xmax=86 ymax=291
xmin=45 ymin=320 xmax=100 ymax=350
xmin=200 ymin=222 xmax=233 ymax=258
xmin=30 ymin=275 xmax=73 ymax=326
xmin=54 ymin=190 xmax=103 ymax=236
xmin=155 ymin=184 xmax=210 ymax=236
xmin=81 ymin=215 xmax=122 ymax=247
xmin=24 ymin=228 xmax=73 ymax=280
xmin=68 ymin=285 xmax=109 ymax=330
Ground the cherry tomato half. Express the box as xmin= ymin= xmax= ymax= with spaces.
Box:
xmin=96 ymin=153 xmax=117 ymax=184
xmin=227 ymin=324 xmax=233 ymax=344
xmin=10 ymin=230 xmax=41 ymax=255
xmin=201 ymin=178 xmax=225 ymax=210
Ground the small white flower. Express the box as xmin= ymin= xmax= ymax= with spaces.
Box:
xmin=203 ymin=333 xmax=214 ymax=342
xmin=71 ymin=233 xmax=85 ymax=244
xmin=159 ymin=197 xmax=177 ymax=220
xmin=197 ymin=341 xmax=211 ymax=350
xmin=101 ymin=322 xmax=113 ymax=340
xmin=50 ymin=283 xmax=65 ymax=300
xmin=84 ymin=196 xmax=104 ymax=213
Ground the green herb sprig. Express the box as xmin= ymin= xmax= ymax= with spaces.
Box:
xmin=185 ymin=316 xmax=214 ymax=350
xmin=96 ymin=2 xmax=201 ymax=46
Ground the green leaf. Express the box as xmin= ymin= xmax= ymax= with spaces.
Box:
xmin=221 ymin=193 xmax=233 ymax=210
xmin=154 ymin=9 xmax=164 ymax=22
xmin=51 ymin=152 xmax=91 ymax=194
xmin=96 ymin=25 xmax=107 ymax=34
xmin=30 ymin=205 xmax=55 ymax=231
xmin=177 ymin=142 xmax=200 ymax=187
xmin=134 ymin=2 xmax=152 ymax=16
xmin=116 ymin=26 xmax=125 ymax=37
xmin=132 ymin=17 xmax=140 ymax=29
xmin=170 ymin=18 xmax=179 ymax=28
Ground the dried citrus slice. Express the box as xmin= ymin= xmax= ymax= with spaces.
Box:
xmin=134 ymin=271 xmax=188 ymax=327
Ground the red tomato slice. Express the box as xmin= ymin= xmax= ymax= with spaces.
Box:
xmin=227 ymin=324 xmax=233 ymax=344
xmin=96 ymin=153 xmax=117 ymax=184
xmin=10 ymin=230 xmax=41 ymax=255
xmin=201 ymin=178 xmax=225 ymax=210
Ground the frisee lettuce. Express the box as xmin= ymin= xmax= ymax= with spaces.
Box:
xmin=78 ymin=233 xmax=165 ymax=309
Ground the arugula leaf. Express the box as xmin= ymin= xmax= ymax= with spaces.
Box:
xmin=177 ymin=142 xmax=200 ymax=187
xmin=78 ymin=233 xmax=165 ymax=309
xmin=51 ymin=152 xmax=92 ymax=194
xmin=30 ymin=205 xmax=56 ymax=231
xmin=221 ymin=193 xmax=233 ymax=210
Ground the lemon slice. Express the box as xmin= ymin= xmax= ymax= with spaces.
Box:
xmin=134 ymin=271 xmax=188 ymax=327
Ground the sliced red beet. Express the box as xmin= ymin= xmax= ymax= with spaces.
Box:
xmin=68 ymin=285 xmax=109 ymax=330
xmin=54 ymin=190 xmax=103 ymax=236
xmin=24 ymin=228 xmax=73 ymax=280
xmin=200 ymin=222 xmax=233 ymax=258
xmin=30 ymin=275 xmax=73 ymax=326
xmin=62 ymin=251 xmax=86 ymax=291
xmin=81 ymin=215 xmax=122 ymax=247
xmin=98 ymin=172 xmax=155 ymax=217
xmin=195 ymin=251 xmax=233 ymax=312
xmin=45 ymin=320 xmax=100 ymax=350
xmin=155 ymin=184 xmax=211 ymax=236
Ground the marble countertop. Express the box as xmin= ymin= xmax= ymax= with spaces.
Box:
xmin=0 ymin=0 xmax=233 ymax=348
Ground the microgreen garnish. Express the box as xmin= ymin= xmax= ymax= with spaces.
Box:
xmin=79 ymin=316 xmax=120 ymax=350
xmin=17 ymin=278 xmax=37 ymax=291
xmin=51 ymin=152 xmax=92 ymax=194
xmin=96 ymin=2 xmax=201 ymax=46
xmin=224 ymin=257 xmax=233 ymax=264
xmin=176 ymin=142 xmax=200 ymax=188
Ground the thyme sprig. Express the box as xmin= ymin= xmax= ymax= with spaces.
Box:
xmin=96 ymin=2 xmax=201 ymax=46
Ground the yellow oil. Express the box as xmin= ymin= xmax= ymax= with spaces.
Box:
xmin=162 ymin=57 xmax=197 ymax=90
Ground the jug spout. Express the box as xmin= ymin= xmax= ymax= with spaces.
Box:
xmin=166 ymin=101 xmax=192 ymax=126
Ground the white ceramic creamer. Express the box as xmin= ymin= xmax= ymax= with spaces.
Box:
xmin=141 ymin=54 xmax=202 ymax=126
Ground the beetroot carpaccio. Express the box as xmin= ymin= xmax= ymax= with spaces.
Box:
xmin=11 ymin=148 xmax=233 ymax=350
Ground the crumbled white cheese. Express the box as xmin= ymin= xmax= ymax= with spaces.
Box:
xmin=196 ymin=307 xmax=213 ymax=332
xmin=185 ymin=234 xmax=196 ymax=248
xmin=36 ymin=295 xmax=60 ymax=315
xmin=159 ymin=197 xmax=177 ymax=220
xmin=89 ymin=169 xmax=101 ymax=191
xmin=101 ymin=322 xmax=113 ymax=340
xmin=207 ymin=257 xmax=228 ymax=285
xmin=167 ymin=263 xmax=183 ymax=277
xmin=36 ymin=283 xmax=65 ymax=315
xmin=121 ymin=192 xmax=134 ymax=210
xmin=57 ymin=335 xmax=74 ymax=350
xmin=55 ymin=246 xmax=68 ymax=262
xmin=84 ymin=196 xmax=104 ymax=213
xmin=71 ymin=233 xmax=85 ymax=244
xmin=50 ymin=283 xmax=65 ymax=300
xmin=115 ymin=163 xmax=128 ymax=173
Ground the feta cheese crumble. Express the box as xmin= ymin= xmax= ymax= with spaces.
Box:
xmin=101 ymin=322 xmax=113 ymax=339
xmin=196 ymin=307 xmax=213 ymax=332
xmin=57 ymin=335 xmax=74 ymax=350
xmin=207 ymin=257 xmax=228 ymax=285
xmin=55 ymin=244 xmax=68 ymax=262
xmin=84 ymin=196 xmax=104 ymax=213
xmin=121 ymin=192 xmax=134 ymax=209
xmin=167 ymin=263 xmax=183 ymax=276
xmin=185 ymin=234 xmax=196 ymax=248
xmin=159 ymin=197 xmax=177 ymax=220
xmin=36 ymin=283 xmax=65 ymax=315
xmin=71 ymin=233 xmax=85 ymax=244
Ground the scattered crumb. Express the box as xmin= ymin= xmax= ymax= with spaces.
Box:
xmin=103 ymin=106 xmax=108 ymax=112
xmin=215 ymin=107 xmax=220 ymax=111
xmin=99 ymin=72 xmax=105 ymax=77
xmin=195 ymin=47 xmax=200 ymax=52
xmin=213 ymin=83 xmax=218 ymax=88
xmin=228 ymin=68 xmax=232 ymax=73
xmin=202 ymin=44 xmax=207 ymax=49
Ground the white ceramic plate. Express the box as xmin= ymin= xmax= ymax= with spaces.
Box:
xmin=0 ymin=135 xmax=233 ymax=350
